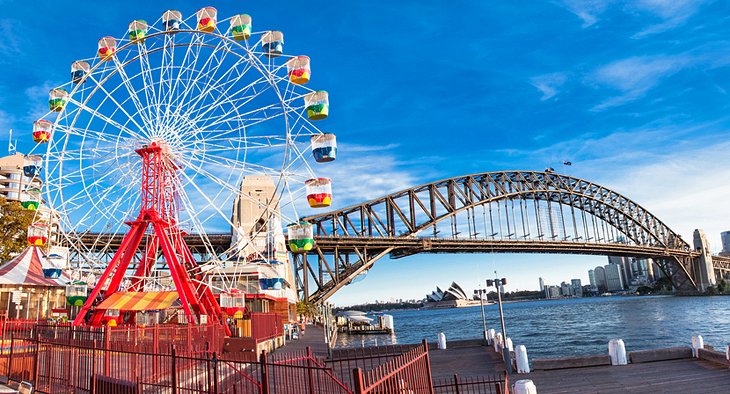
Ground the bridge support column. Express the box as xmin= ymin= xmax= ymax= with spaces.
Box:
xmin=693 ymin=229 xmax=716 ymax=292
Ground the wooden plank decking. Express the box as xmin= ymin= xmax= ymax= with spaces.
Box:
xmin=522 ymin=358 xmax=730 ymax=393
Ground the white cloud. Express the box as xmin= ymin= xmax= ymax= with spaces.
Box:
xmin=558 ymin=0 xmax=711 ymax=35
xmin=0 ymin=18 xmax=24 ymax=60
xmin=588 ymin=55 xmax=690 ymax=110
xmin=316 ymin=148 xmax=420 ymax=208
xmin=497 ymin=123 xmax=730 ymax=253
xmin=598 ymin=140 xmax=730 ymax=253
xmin=560 ymin=0 xmax=611 ymax=28
xmin=631 ymin=0 xmax=711 ymax=37
xmin=635 ymin=0 xmax=706 ymax=19
xmin=530 ymin=72 xmax=568 ymax=101
xmin=24 ymin=81 xmax=63 ymax=122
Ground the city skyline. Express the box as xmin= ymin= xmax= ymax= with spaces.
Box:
xmin=0 ymin=1 xmax=728 ymax=306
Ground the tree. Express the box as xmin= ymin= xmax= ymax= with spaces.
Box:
xmin=296 ymin=301 xmax=317 ymax=321
xmin=0 ymin=198 xmax=35 ymax=262
xmin=652 ymin=277 xmax=673 ymax=292
xmin=717 ymin=279 xmax=727 ymax=294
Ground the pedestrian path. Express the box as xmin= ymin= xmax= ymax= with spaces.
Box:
xmin=427 ymin=339 xmax=505 ymax=379
xmin=276 ymin=324 xmax=329 ymax=356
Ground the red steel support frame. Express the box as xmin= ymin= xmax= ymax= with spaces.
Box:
xmin=72 ymin=142 xmax=230 ymax=335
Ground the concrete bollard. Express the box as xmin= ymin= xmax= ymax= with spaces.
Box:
xmin=516 ymin=345 xmax=530 ymax=373
xmin=513 ymin=379 xmax=537 ymax=394
xmin=506 ymin=337 xmax=514 ymax=352
xmin=608 ymin=339 xmax=628 ymax=365
xmin=487 ymin=328 xmax=496 ymax=346
xmin=726 ymin=344 xmax=729 ymax=366
xmin=438 ymin=332 xmax=447 ymax=350
xmin=691 ymin=335 xmax=704 ymax=358
xmin=494 ymin=333 xmax=503 ymax=353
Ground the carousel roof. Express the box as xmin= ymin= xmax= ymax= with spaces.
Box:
xmin=0 ymin=246 xmax=68 ymax=286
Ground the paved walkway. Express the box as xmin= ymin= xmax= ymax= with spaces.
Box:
xmin=427 ymin=339 xmax=505 ymax=380
xmin=275 ymin=324 xmax=329 ymax=356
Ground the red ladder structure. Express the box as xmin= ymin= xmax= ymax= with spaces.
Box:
xmin=73 ymin=141 xmax=230 ymax=335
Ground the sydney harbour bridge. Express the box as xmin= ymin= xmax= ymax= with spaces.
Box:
xmin=72 ymin=171 xmax=730 ymax=304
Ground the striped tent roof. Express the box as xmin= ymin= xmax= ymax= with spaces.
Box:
xmin=97 ymin=291 xmax=179 ymax=311
xmin=0 ymin=246 xmax=68 ymax=286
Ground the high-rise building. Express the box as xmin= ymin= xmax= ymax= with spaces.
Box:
xmin=0 ymin=153 xmax=42 ymax=201
xmin=604 ymin=263 xmax=625 ymax=292
xmin=594 ymin=266 xmax=607 ymax=293
xmin=570 ymin=279 xmax=583 ymax=297
xmin=588 ymin=269 xmax=596 ymax=287
xmin=546 ymin=285 xmax=560 ymax=299
xmin=608 ymin=256 xmax=631 ymax=287
xmin=0 ymin=152 xmax=57 ymax=244
xmin=560 ymin=281 xmax=571 ymax=296
xmin=539 ymin=277 xmax=545 ymax=292
xmin=721 ymin=231 xmax=730 ymax=257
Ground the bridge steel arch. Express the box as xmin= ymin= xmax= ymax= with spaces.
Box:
xmin=295 ymin=171 xmax=708 ymax=304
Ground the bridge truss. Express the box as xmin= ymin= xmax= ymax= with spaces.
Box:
xmin=296 ymin=171 xmax=704 ymax=303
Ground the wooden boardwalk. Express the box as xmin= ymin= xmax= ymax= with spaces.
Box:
xmin=522 ymin=358 xmax=730 ymax=394
xmin=427 ymin=339 xmax=505 ymax=380
xmin=275 ymin=324 xmax=329 ymax=356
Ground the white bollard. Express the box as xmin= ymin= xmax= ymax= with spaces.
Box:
xmin=616 ymin=339 xmax=627 ymax=365
xmin=438 ymin=332 xmax=447 ymax=350
xmin=487 ymin=328 xmax=496 ymax=346
xmin=516 ymin=345 xmax=530 ymax=374
xmin=494 ymin=333 xmax=503 ymax=353
xmin=608 ymin=339 xmax=627 ymax=365
xmin=513 ymin=379 xmax=537 ymax=394
xmin=691 ymin=335 xmax=704 ymax=358
xmin=726 ymin=344 xmax=729 ymax=366
xmin=506 ymin=337 xmax=514 ymax=352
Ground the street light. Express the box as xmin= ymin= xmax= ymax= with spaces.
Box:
xmin=486 ymin=272 xmax=512 ymax=373
xmin=473 ymin=288 xmax=488 ymax=345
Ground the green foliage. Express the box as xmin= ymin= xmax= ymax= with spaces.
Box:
xmin=636 ymin=286 xmax=653 ymax=295
xmin=296 ymin=301 xmax=317 ymax=319
xmin=488 ymin=290 xmax=543 ymax=300
xmin=718 ymin=279 xmax=727 ymax=294
xmin=334 ymin=300 xmax=423 ymax=313
xmin=652 ymin=277 xmax=673 ymax=292
xmin=0 ymin=198 xmax=35 ymax=262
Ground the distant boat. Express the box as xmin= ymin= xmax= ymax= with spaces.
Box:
xmin=336 ymin=310 xmax=367 ymax=317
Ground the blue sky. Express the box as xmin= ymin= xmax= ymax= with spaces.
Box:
xmin=1 ymin=1 xmax=730 ymax=306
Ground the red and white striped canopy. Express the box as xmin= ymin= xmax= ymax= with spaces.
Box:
xmin=0 ymin=247 xmax=68 ymax=286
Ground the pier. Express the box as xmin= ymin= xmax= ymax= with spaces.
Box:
xmin=422 ymin=336 xmax=730 ymax=393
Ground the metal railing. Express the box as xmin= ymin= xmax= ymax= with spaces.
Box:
xmin=433 ymin=373 xmax=508 ymax=394
xmin=1 ymin=319 xmax=226 ymax=355
xmin=249 ymin=312 xmax=284 ymax=342
xmin=1 ymin=338 xmax=353 ymax=394
xmin=0 ymin=323 xmax=509 ymax=394
xmin=352 ymin=340 xmax=434 ymax=394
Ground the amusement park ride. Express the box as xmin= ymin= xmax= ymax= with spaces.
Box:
xmin=18 ymin=6 xmax=337 ymax=332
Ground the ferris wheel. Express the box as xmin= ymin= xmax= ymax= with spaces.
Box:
xmin=26 ymin=7 xmax=337 ymax=325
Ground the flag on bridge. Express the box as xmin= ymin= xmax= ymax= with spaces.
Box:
xmin=563 ymin=161 xmax=572 ymax=166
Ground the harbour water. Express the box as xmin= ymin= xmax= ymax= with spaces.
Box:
xmin=334 ymin=295 xmax=730 ymax=359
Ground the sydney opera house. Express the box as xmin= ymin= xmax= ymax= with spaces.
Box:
xmin=424 ymin=282 xmax=482 ymax=308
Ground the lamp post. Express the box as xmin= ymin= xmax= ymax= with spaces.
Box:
xmin=487 ymin=273 xmax=512 ymax=373
xmin=473 ymin=288 xmax=488 ymax=345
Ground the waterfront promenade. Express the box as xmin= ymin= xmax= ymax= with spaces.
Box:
xmin=276 ymin=324 xmax=329 ymax=356
xmin=523 ymin=357 xmax=730 ymax=393
xmin=311 ymin=327 xmax=730 ymax=393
